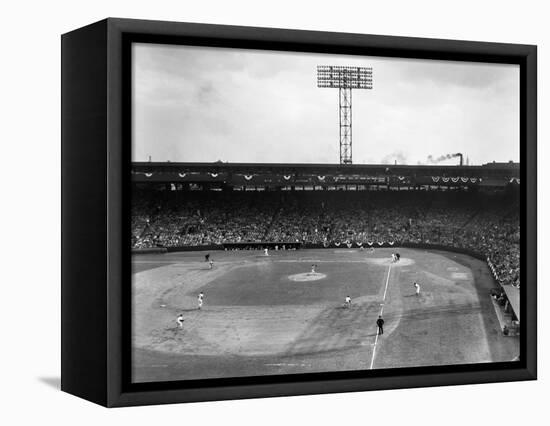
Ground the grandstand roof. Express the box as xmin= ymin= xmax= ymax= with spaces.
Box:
xmin=132 ymin=161 xmax=519 ymax=177
xmin=131 ymin=161 xmax=519 ymax=187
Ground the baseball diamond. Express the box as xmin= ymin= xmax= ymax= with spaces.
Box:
xmin=132 ymin=247 xmax=518 ymax=382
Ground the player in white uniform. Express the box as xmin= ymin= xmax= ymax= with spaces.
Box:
xmin=177 ymin=314 xmax=184 ymax=328
xmin=311 ymin=264 xmax=317 ymax=274
xmin=414 ymin=282 xmax=420 ymax=296
xmin=264 ymin=247 xmax=269 ymax=256
xmin=198 ymin=292 xmax=204 ymax=310
xmin=209 ymin=259 xmax=214 ymax=269
xmin=345 ymin=295 xmax=352 ymax=308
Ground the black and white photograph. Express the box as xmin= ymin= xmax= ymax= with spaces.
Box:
xmin=130 ymin=42 xmax=521 ymax=383
xmin=1 ymin=0 xmax=547 ymax=419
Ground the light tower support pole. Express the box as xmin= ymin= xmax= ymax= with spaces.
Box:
xmin=339 ymin=86 xmax=352 ymax=164
xmin=317 ymin=66 xmax=373 ymax=165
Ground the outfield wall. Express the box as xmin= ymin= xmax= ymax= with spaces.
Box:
xmin=132 ymin=241 xmax=486 ymax=261
xmin=302 ymin=241 xmax=488 ymax=261
xmin=131 ymin=247 xmax=168 ymax=254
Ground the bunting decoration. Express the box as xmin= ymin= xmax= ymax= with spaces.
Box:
xmin=178 ymin=173 xmax=186 ymax=178
xmin=487 ymin=258 xmax=499 ymax=281
xmin=431 ymin=176 xmax=480 ymax=184
xmin=283 ymin=175 xmax=292 ymax=180
xmin=145 ymin=173 xmax=153 ymax=177
xmin=317 ymin=175 xmax=326 ymax=181
xmin=244 ymin=175 xmax=253 ymax=181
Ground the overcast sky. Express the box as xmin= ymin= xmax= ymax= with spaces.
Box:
xmin=132 ymin=43 xmax=519 ymax=165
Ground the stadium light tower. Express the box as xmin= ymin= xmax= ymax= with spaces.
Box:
xmin=317 ymin=66 xmax=373 ymax=165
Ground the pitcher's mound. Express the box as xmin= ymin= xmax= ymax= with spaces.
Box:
xmin=288 ymin=272 xmax=327 ymax=282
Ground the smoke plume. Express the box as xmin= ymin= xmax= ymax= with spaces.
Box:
xmin=426 ymin=153 xmax=462 ymax=164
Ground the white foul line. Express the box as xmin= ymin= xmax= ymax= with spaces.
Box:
xmin=369 ymin=263 xmax=392 ymax=370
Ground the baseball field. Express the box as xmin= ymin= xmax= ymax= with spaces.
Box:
xmin=131 ymin=247 xmax=519 ymax=383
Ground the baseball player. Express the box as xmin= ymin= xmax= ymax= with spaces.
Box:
xmin=345 ymin=295 xmax=352 ymax=309
xmin=376 ymin=315 xmax=385 ymax=335
xmin=198 ymin=292 xmax=204 ymax=310
xmin=176 ymin=314 xmax=184 ymax=329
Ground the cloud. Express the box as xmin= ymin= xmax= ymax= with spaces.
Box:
xmin=132 ymin=44 xmax=520 ymax=165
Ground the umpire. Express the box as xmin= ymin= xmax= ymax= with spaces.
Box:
xmin=376 ymin=315 xmax=385 ymax=335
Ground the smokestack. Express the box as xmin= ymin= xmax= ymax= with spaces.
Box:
xmin=454 ymin=153 xmax=463 ymax=166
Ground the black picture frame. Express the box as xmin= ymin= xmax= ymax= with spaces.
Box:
xmin=61 ymin=17 xmax=537 ymax=407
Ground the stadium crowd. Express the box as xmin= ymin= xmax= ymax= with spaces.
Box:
xmin=131 ymin=188 xmax=520 ymax=288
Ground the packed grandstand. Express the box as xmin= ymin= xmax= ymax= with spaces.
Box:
xmin=131 ymin=162 xmax=520 ymax=289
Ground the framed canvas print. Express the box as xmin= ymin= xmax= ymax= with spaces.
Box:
xmin=61 ymin=18 xmax=537 ymax=407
